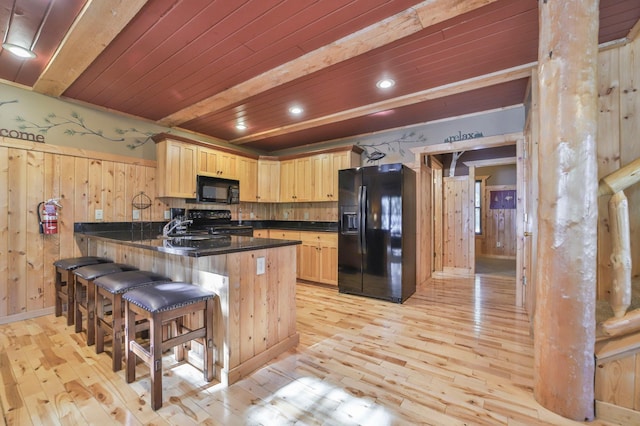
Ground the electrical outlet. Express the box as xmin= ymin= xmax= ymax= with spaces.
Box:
xmin=496 ymin=241 xmax=502 ymax=248
xmin=250 ymin=212 xmax=255 ymax=219
xmin=132 ymin=209 xmax=140 ymax=220
xmin=95 ymin=209 xmax=103 ymax=220
xmin=164 ymin=210 xmax=171 ymax=220
xmin=283 ymin=211 xmax=289 ymax=219
xmin=304 ymin=212 xmax=309 ymax=220
xmin=256 ymin=257 xmax=265 ymax=275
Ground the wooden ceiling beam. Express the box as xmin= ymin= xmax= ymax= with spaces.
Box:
xmin=159 ymin=0 xmax=499 ymax=127
xmin=32 ymin=0 xmax=149 ymax=96
xmin=229 ymin=62 xmax=535 ymax=145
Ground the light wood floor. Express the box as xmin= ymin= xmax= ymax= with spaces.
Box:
xmin=0 ymin=275 xmax=616 ymax=425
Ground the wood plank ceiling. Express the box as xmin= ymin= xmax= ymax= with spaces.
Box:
xmin=1 ymin=0 xmax=639 ymax=153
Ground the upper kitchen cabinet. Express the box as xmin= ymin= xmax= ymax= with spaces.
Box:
xmin=257 ymin=159 xmax=280 ymax=202
xmin=280 ymin=157 xmax=312 ymax=202
xmin=311 ymin=150 xmax=362 ymax=202
xmin=237 ymin=156 xmax=258 ymax=202
xmin=197 ymin=146 xmax=237 ymax=179
xmin=156 ymin=138 xmax=197 ymax=198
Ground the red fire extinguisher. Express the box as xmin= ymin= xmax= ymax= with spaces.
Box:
xmin=38 ymin=199 xmax=62 ymax=235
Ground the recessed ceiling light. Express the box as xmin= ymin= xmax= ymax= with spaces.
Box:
xmin=376 ymin=78 xmax=395 ymax=89
xmin=235 ymin=123 xmax=247 ymax=131
xmin=289 ymin=106 xmax=304 ymax=115
xmin=2 ymin=43 xmax=36 ymax=59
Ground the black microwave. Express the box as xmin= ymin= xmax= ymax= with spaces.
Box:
xmin=196 ymin=175 xmax=240 ymax=204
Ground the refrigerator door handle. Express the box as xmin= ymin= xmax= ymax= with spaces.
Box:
xmin=359 ymin=185 xmax=367 ymax=254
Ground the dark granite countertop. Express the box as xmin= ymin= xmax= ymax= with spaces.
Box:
xmin=74 ymin=222 xmax=300 ymax=258
xmin=244 ymin=220 xmax=337 ymax=232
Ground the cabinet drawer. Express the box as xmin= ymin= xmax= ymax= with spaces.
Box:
xmin=299 ymin=231 xmax=337 ymax=246
xmin=270 ymin=230 xmax=301 ymax=240
xmin=253 ymin=229 xmax=269 ymax=238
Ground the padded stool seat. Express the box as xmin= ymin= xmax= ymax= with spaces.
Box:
xmin=73 ymin=263 xmax=138 ymax=346
xmin=124 ymin=282 xmax=215 ymax=410
xmin=53 ymin=256 xmax=111 ymax=326
xmin=94 ymin=270 xmax=171 ymax=371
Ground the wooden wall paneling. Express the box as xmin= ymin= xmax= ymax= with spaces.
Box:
xmin=0 ymin=147 xmax=7 ymax=317
xmin=597 ymin=47 xmax=621 ymax=300
xmin=432 ymin=158 xmax=443 ymax=272
xmin=595 ymin=355 xmax=636 ymax=409
xmin=74 ymin=158 xmax=89 ymax=256
xmin=239 ymin=251 xmax=255 ymax=363
xmin=102 ymin=161 xmax=115 ymax=222
xmin=113 ymin=162 xmax=127 ymax=221
xmin=59 ymin=155 xmax=76 ymax=261
xmin=42 ymin=153 xmax=60 ymax=309
xmin=88 ymin=159 xmax=103 ymax=221
xmin=125 ymin=164 xmax=137 ymax=222
xmin=8 ymin=148 xmax=27 ymax=315
xmin=26 ymin=150 xmax=44 ymax=311
xmin=619 ymin=37 xmax=640 ymax=283
xmin=253 ymin=250 xmax=268 ymax=356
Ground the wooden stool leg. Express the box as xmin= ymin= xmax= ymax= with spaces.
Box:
xmin=74 ymin=278 xmax=84 ymax=334
xmin=112 ymin=294 xmax=123 ymax=372
xmin=150 ymin=313 xmax=163 ymax=411
xmin=125 ymin=302 xmax=136 ymax=384
xmin=204 ymin=298 xmax=214 ymax=382
xmin=65 ymin=270 xmax=75 ymax=326
xmin=86 ymin=280 xmax=96 ymax=346
xmin=54 ymin=269 xmax=63 ymax=317
xmin=95 ymin=290 xmax=105 ymax=355
xmin=173 ymin=318 xmax=185 ymax=362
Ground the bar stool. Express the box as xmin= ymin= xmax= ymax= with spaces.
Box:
xmin=53 ymin=257 xmax=112 ymax=326
xmin=94 ymin=270 xmax=171 ymax=371
xmin=73 ymin=263 xmax=138 ymax=345
xmin=124 ymin=282 xmax=216 ymax=410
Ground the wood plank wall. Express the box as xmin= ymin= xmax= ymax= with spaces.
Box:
xmin=443 ymin=176 xmax=472 ymax=273
xmin=478 ymin=184 xmax=517 ymax=258
xmin=0 ymin=138 xmax=166 ymax=321
xmin=596 ymin=36 xmax=640 ymax=300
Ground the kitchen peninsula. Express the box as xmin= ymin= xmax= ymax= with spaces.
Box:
xmin=74 ymin=224 xmax=300 ymax=385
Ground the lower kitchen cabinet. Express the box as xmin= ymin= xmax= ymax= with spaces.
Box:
xmin=259 ymin=229 xmax=338 ymax=286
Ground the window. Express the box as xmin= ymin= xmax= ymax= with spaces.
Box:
xmin=474 ymin=179 xmax=482 ymax=235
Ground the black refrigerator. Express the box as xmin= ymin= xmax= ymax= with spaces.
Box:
xmin=338 ymin=163 xmax=416 ymax=303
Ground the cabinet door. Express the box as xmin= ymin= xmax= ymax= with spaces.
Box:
xmin=197 ymin=146 xmax=218 ymax=176
xmin=310 ymin=154 xmax=326 ymax=201
xmin=237 ymin=157 xmax=257 ymax=202
xmin=217 ymin=152 xmax=237 ymax=179
xmin=279 ymin=160 xmax=296 ymax=201
xmin=318 ymin=235 xmax=338 ymax=285
xmin=157 ymin=140 xmax=197 ymax=198
xmin=257 ymin=160 xmax=280 ymax=202
xmin=294 ymin=157 xmax=313 ymax=202
xmin=298 ymin=242 xmax=320 ymax=281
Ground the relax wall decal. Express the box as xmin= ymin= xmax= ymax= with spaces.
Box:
xmin=444 ymin=131 xmax=484 ymax=143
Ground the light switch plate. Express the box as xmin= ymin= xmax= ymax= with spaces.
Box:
xmin=95 ymin=209 xmax=103 ymax=220
xmin=256 ymin=257 xmax=265 ymax=275
xmin=164 ymin=210 xmax=171 ymax=220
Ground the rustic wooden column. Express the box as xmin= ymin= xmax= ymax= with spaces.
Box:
xmin=534 ymin=0 xmax=599 ymax=421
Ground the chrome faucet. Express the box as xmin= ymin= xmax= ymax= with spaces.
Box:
xmin=163 ymin=217 xmax=193 ymax=236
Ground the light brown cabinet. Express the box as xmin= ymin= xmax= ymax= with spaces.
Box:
xmin=267 ymin=229 xmax=337 ymax=285
xmin=280 ymin=157 xmax=312 ymax=202
xmin=156 ymin=139 xmax=197 ymax=198
xmin=197 ymin=146 xmax=237 ymax=179
xmin=298 ymin=231 xmax=338 ymax=285
xmin=311 ymin=151 xmax=360 ymax=201
xmin=237 ymin=157 xmax=258 ymax=202
xmin=257 ymin=159 xmax=280 ymax=202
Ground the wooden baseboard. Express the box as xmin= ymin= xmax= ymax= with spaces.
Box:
xmin=477 ymin=254 xmax=516 ymax=260
xmin=0 ymin=307 xmax=55 ymax=325
xmin=596 ymin=400 xmax=640 ymax=425
xmin=224 ymin=333 xmax=300 ymax=385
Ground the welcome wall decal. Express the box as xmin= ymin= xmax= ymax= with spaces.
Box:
xmin=444 ymin=131 xmax=484 ymax=143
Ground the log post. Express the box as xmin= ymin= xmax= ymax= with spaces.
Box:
xmin=534 ymin=0 xmax=598 ymax=421
xmin=608 ymin=191 xmax=632 ymax=318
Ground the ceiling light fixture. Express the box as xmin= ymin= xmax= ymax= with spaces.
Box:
xmin=289 ymin=106 xmax=304 ymax=115
xmin=2 ymin=42 xmax=36 ymax=59
xmin=235 ymin=123 xmax=247 ymax=131
xmin=376 ymin=79 xmax=395 ymax=89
